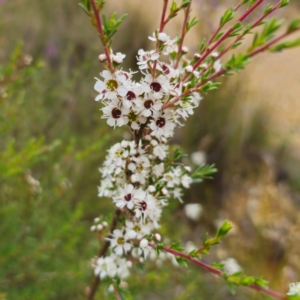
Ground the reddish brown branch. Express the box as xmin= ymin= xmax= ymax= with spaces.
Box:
xmin=174 ymin=2 xmax=192 ymax=69
xmin=148 ymin=242 xmax=287 ymax=299
xmin=86 ymin=209 xmax=121 ymax=300
xmin=90 ymin=0 xmax=114 ymax=73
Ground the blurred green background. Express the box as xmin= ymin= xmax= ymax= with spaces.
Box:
xmin=1 ymin=0 xmax=300 ymax=299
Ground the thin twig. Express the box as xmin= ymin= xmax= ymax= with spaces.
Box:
xmin=87 ymin=209 xmax=121 ymax=300
xmin=174 ymin=2 xmax=192 ymax=69
xmin=163 ymin=27 xmax=299 ymax=110
xmin=90 ymin=0 xmax=114 ymax=73
xmin=148 ymin=242 xmax=287 ymax=299
xmin=191 ymin=0 xmax=264 ymax=75
xmin=152 ymin=0 xmax=169 ymax=77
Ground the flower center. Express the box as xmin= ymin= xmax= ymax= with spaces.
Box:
xmin=133 ymin=225 xmax=141 ymax=232
xmin=156 ymin=117 xmax=166 ymax=128
xmin=112 ymin=108 xmax=122 ymax=119
xmin=128 ymin=112 xmax=138 ymax=122
xmin=165 ymin=174 xmax=173 ymax=181
xmin=126 ymin=91 xmax=136 ymax=100
xmin=162 ymin=64 xmax=170 ymax=75
xmin=136 ymin=164 xmax=144 ymax=172
xmin=144 ymin=100 xmax=154 ymax=109
xmin=150 ymin=82 xmax=161 ymax=92
xmin=117 ymin=237 xmax=125 ymax=245
xmin=115 ymin=149 xmax=123 ymax=157
xmin=106 ymin=79 xmax=118 ymax=91
xmin=124 ymin=193 xmax=132 ymax=201
xmin=140 ymin=200 xmax=147 ymax=211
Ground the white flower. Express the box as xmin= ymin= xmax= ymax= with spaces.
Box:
xmin=128 ymin=155 xmax=151 ymax=184
xmin=113 ymin=184 xmax=137 ymax=210
xmin=153 ymin=144 xmax=168 ymax=160
xmin=94 ymin=256 xmax=117 ymax=279
xmin=222 ymin=258 xmax=242 ymax=275
xmin=287 ymin=282 xmax=300 ymax=296
xmin=98 ymin=177 xmax=114 ymax=197
xmin=107 ymin=229 xmax=132 ymax=256
xmin=137 ymin=94 xmax=162 ymax=117
xmin=102 ymin=101 xmax=129 ymax=127
xmin=149 ymin=32 xmax=177 ymax=46
xmin=137 ymin=49 xmax=159 ymax=69
xmin=181 ymin=174 xmax=192 ymax=188
xmin=161 ymin=169 xmax=180 ymax=188
xmin=134 ymin=190 xmax=161 ymax=223
xmin=184 ymin=203 xmax=203 ymax=221
xmin=112 ymin=52 xmax=126 ymax=64
xmin=149 ymin=110 xmax=176 ymax=140
xmin=141 ymin=74 xmax=170 ymax=99
xmin=172 ymin=188 xmax=184 ymax=203
xmin=94 ymin=70 xmax=128 ymax=101
xmin=157 ymin=62 xmax=178 ymax=78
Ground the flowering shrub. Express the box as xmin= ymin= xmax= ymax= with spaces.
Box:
xmin=79 ymin=0 xmax=300 ymax=299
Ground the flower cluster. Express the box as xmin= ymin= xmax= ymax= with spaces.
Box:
xmin=80 ymin=0 xmax=300 ymax=297
xmin=287 ymin=282 xmax=300 ymax=296
xmin=94 ymin=32 xmax=220 ymax=137
xmin=92 ymin=31 xmax=215 ymax=282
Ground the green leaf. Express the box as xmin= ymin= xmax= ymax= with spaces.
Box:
xmin=175 ymin=256 xmax=188 ymax=267
xmin=188 ymin=249 xmax=200 ymax=258
xmin=279 ymin=0 xmax=289 ymax=8
xmin=170 ymin=241 xmax=185 ymax=252
xmin=191 ymin=163 xmax=218 ymax=180
xmin=229 ymin=22 xmax=243 ymax=37
xmin=264 ymin=5 xmax=273 ymax=14
xmin=214 ymin=31 xmax=224 ymax=42
xmin=287 ymin=19 xmax=300 ymax=32
xmin=211 ymin=262 xmax=225 ymax=270
xmin=187 ymin=17 xmax=198 ymax=31
xmin=225 ymin=53 xmax=250 ymax=72
xmin=170 ymin=1 xmax=179 ymax=13
xmin=220 ymin=7 xmax=235 ymax=27
xmin=226 ymin=282 xmax=236 ymax=295
xmin=78 ymin=3 xmax=90 ymax=15
xmin=216 ymin=220 xmax=233 ymax=239
xmin=270 ymin=38 xmax=300 ymax=52
xmin=181 ymin=0 xmax=191 ymax=9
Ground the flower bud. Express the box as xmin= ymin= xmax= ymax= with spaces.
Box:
xmin=182 ymin=46 xmax=189 ymax=53
xmin=97 ymin=224 xmax=103 ymax=231
xmin=148 ymin=185 xmax=156 ymax=193
xmin=185 ymin=65 xmax=193 ymax=73
xmin=155 ymin=233 xmax=161 ymax=241
xmin=98 ymin=54 xmax=107 ymax=62
xmin=140 ymin=239 xmax=148 ymax=248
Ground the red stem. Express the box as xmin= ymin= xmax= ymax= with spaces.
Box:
xmin=163 ymin=27 xmax=299 ymax=110
xmin=249 ymin=30 xmax=290 ymax=57
xmin=152 ymin=0 xmax=169 ymax=77
xmin=218 ymin=1 xmax=282 ymax=60
xmin=114 ymin=287 xmax=122 ymax=300
xmin=192 ymin=0 xmax=264 ymax=73
xmin=160 ymin=0 xmax=169 ymax=32
xmin=174 ymin=2 xmax=192 ymax=69
xmin=148 ymin=242 xmax=287 ymax=299
xmin=234 ymin=0 xmax=244 ymax=12
xmin=90 ymin=0 xmax=114 ymax=73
